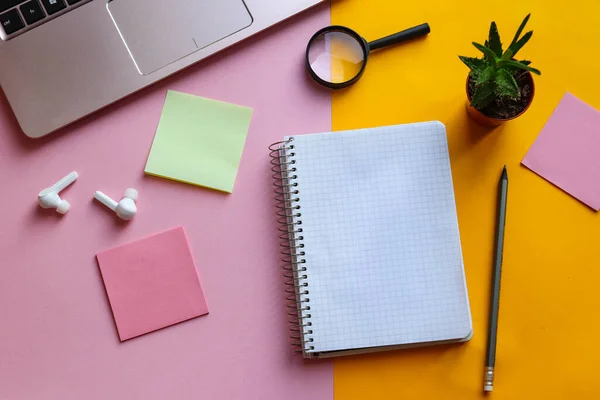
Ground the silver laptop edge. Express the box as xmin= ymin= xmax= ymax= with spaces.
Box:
xmin=0 ymin=0 xmax=324 ymax=138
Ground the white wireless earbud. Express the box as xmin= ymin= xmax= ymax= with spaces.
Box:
xmin=94 ymin=188 xmax=138 ymax=220
xmin=38 ymin=171 xmax=79 ymax=214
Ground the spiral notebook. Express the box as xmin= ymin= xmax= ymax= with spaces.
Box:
xmin=270 ymin=122 xmax=472 ymax=359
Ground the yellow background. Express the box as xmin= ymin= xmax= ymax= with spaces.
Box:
xmin=331 ymin=0 xmax=600 ymax=398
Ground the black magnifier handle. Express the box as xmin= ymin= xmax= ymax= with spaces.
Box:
xmin=368 ymin=23 xmax=430 ymax=51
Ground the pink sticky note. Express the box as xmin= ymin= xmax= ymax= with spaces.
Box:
xmin=522 ymin=93 xmax=600 ymax=210
xmin=96 ymin=227 xmax=209 ymax=341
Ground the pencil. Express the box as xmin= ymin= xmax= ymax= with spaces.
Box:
xmin=484 ymin=166 xmax=508 ymax=392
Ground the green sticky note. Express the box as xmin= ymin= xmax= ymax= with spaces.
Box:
xmin=145 ymin=91 xmax=253 ymax=193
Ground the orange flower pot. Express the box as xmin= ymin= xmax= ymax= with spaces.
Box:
xmin=465 ymin=72 xmax=535 ymax=127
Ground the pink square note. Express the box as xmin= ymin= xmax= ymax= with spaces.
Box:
xmin=96 ymin=227 xmax=209 ymax=341
xmin=522 ymin=93 xmax=600 ymax=210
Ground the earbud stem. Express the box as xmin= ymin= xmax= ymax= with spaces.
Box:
xmin=94 ymin=191 xmax=118 ymax=211
xmin=52 ymin=171 xmax=79 ymax=193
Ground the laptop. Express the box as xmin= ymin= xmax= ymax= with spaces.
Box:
xmin=0 ymin=0 xmax=324 ymax=138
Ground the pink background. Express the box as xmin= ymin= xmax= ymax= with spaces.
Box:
xmin=0 ymin=5 xmax=332 ymax=399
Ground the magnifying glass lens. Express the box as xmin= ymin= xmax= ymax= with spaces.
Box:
xmin=307 ymin=31 xmax=366 ymax=85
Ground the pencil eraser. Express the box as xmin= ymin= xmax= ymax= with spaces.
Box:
xmin=484 ymin=385 xmax=493 ymax=392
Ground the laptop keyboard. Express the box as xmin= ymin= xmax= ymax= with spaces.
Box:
xmin=1 ymin=0 xmax=91 ymax=39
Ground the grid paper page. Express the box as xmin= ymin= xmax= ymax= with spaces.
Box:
xmin=285 ymin=122 xmax=472 ymax=354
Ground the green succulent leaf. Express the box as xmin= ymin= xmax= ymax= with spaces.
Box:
xmin=472 ymin=42 xmax=499 ymax=62
xmin=495 ymin=69 xmax=520 ymax=98
xmin=488 ymin=22 xmax=503 ymax=57
xmin=475 ymin=66 xmax=495 ymax=85
xmin=483 ymin=40 xmax=491 ymax=60
xmin=471 ymin=80 xmax=497 ymax=109
xmin=509 ymin=14 xmax=531 ymax=50
xmin=502 ymin=59 xmax=533 ymax=73
xmin=458 ymin=56 xmax=487 ymax=76
xmin=503 ymin=30 xmax=533 ymax=60
xmin=498 ymin=59 xmax=541 ymax=75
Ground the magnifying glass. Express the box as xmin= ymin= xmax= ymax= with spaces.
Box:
xmin=306 ymin=23 xmax=431 ymax=89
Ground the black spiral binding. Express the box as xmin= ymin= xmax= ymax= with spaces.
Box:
xmin=269 ymin=138 xmax=314 ymax=356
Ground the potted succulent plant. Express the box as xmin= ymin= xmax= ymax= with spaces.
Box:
xmin=459 ymin=14 xmax=541 ymax=126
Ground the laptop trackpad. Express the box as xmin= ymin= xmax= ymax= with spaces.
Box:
xmin=108 ymin=0 xmax=253 ymax=75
